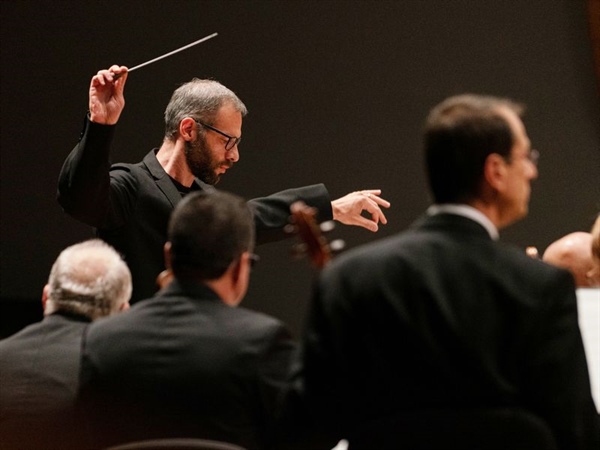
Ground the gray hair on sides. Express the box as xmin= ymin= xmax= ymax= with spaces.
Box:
xmin=45 ymin=239 xmax=132 ymax=320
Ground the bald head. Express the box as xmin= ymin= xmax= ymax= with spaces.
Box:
xmin=543 ymin=232 xmax=599 ymax=288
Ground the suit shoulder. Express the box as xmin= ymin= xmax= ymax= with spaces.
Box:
xmin=497 ymin=242 xmax=574 ymax=283
xmin=84 ymin=308 xmax=132 ymax=343
xmin=229 ymin=306 xmax=288 ymax=333
xmin=109 ymin=160 xmax=147 ymax=177
xmin=0 ymin=323 xmax=41 ymax=352
xmin=323 ymin=232 xmax=412 ymax=273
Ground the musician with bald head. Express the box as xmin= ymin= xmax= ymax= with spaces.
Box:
xmin=543 ymin=231 xmax=600 ymax=288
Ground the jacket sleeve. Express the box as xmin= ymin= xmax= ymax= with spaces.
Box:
xmin=248 ymin=184 xmax=332 ymax=245
xmin=57 ymin=116 xmax=137 ymax=229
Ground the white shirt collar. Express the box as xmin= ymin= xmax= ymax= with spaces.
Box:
xmin=426 ymin=204 xmax=499 ymax=240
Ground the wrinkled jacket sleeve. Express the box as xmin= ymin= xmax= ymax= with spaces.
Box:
xmin=57 ymin=116 xmax=136 ymax=230
xmin=248 ymin=184 xmax=332 ymax=245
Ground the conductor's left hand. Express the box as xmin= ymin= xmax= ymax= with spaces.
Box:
xmin=331 ymin=189 xmax=390 ymax=232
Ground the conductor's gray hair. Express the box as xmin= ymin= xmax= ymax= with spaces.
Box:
xmin=164 ymin=78 xmax=248 ymax=140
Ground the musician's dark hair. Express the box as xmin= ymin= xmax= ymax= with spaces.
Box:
xmin=168 ymin=191 xmax=254 ymax=281
xmin=424 ymin=94 xmax=524 ymax=204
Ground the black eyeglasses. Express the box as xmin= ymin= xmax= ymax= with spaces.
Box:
xmin=503 ymin=149 xmax=540 ymax=167
xmin=527 ymin=149 xmax=540 ymax=166
xmin=196 ymin=120 xmax=241 ymax=151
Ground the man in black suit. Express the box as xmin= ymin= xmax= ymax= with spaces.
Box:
xmin=0 ymin=239 xmax=131 ymax=450
xmin=58 ymin=65 xmax=390 ymax=303
xmin=284 ymin=94 xmax=599 ymax=449
xmin=78 ymin=191 xmax=295 ymax=449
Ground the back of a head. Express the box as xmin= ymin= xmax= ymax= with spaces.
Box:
xmin=45 ymin=239 xmax=132 ymax=320
xmin=163 ymin=78 xmax=248 ymax=140
xmin=168 ymin=191 xmax=255 ymax=281
xmin=591 ymin=215 xmax=600 ymax=266
xmin=424 ymin=94 xmax=524 ymax=204
xmin=543 ymin=232 xmax=597 ymax=288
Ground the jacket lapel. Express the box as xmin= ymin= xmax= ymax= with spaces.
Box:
xmin=142 ymin=150 xmax=214 ymax=208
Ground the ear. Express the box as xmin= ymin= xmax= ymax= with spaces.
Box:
xmin=164 ymin=241 xmax=173 ymax=269
xmin=483 ymin=153 xmax=509 ymax=193
xmin=41 ymin=284 xmax=50 ymax=310
xmin=230 ymin=256 xmax=244 ymax=285
xmin=179 ymin=117 xmax=197 ymax=142
xmin=224 ymin=254 xmax=250 ymax=307
xmin=119 ymin=301 xmax=130 ymax=312
xmin=586 ymin=266 xmax=600 ymax=287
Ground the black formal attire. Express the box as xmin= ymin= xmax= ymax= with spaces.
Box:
xmin=57 ymin=117 xmax=333 ymax=303
xmin=0 ymin=312 xmax=90 ymax=449
xmin=284 ymin=211 xmax=599 ymax=449
xmin=78 ymin=279 xmax=296 ymax=450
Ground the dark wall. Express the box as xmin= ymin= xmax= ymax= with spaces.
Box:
xmin=1 ymin=0 xmax=599 ymax=338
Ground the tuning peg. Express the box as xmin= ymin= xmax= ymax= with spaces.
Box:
xmin=329 ymin=239 xmax=346 ymax=254
xmin=319 ymin=220 xmax=336 ymax=233
xmin=284 ymin=223 xmax=297 ymax=235
xmin=525 ymin=246 xmax=539 ymax=259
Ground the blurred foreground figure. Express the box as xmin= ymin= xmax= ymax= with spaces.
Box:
xmin=282 ymin=94 xmax=599 ymax=450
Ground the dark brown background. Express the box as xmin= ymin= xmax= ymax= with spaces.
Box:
xmin=1 ymin=0 xmax=599 ymax=337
